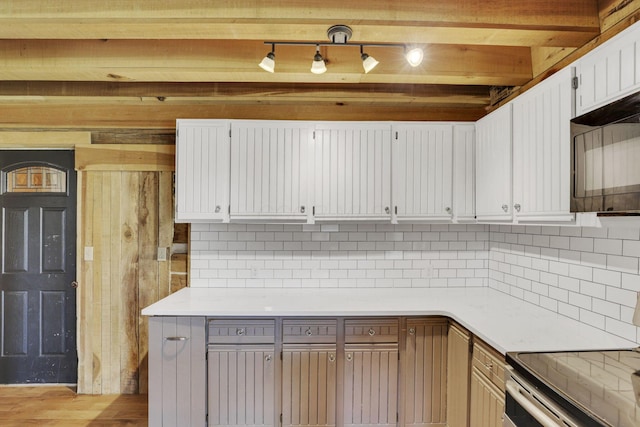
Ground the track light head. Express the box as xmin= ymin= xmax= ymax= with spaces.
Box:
xmin=310 ymin=46 xmax=327 ymax=74
xmin=405 ymin=47 xmax=424 ymax=67
xmin=360 ymin=46 xmax=379 ymax=74
xmin=258 ymin=51 xmax=276 ymax=73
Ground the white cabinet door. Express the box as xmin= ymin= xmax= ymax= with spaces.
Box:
xmin=475 ymin=103 xmax=513 ymax=221
xmin=208 ymin=345 xmax=276 ymax=427
xmin=512 ymin=67 xmax=574 ymax=223
xmin=453 ymin=124 xmax=476 ymax=222
xmin=312 ymin=123 xmax=392 ymax=221
xmin=148 ymin=316 xmax=206 ymax=427
xmin=230 ymin=121 xmax=312 ymax=222
xmin=175 ymin=119 xmax=231 ymax=223
xmin=392 ymin=124 xmax=453 ymax=222
xmin=576 ymin=22 xmax=640 ymax=115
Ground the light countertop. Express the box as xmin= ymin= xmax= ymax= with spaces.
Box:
xmin=141 ymin=287 xmax=638 ymax=355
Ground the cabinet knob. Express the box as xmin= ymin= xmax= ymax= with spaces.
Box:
xmin=236 ymin=328 xmax=245 ymax=336
xmin=368 ymin=328 xmax=376 ymax=336
xmin=346 ymin=353 xmax=353 ymax=362
xmin=300 ymin=205 xmax=306 ymax=214
xmin=265 ymin=354 xmax=272 ymax=362
xmin=408 ymin=327 xmax=416 ymax=336
xmin=328 ymin=353 xmax=336 ymax=362
xmin=502 ymin=204 xmax=509 ymax=212
xmin=445 ymin=207 xmax=452 ymax=214
xmin=215 ymin=205 xmax=221 ymax=213
xmin=514 ymin=203 xmax=521 ymax=212
xmin=385 ymin=206 xmax=390 ymax=214
xmin=305 ymin=328 xmax=313 ymax=336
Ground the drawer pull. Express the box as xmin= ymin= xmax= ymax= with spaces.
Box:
xmin=165 ymin=336 xmax=188 ymax=341
xmin=328 ymin=353 xmax=336 ymax=362
xmin=305 ymin=328 xmax=313 ymax=336
xmin=346 ymin=353 xmax=353 ymax=362
xmin=236 ymin=328 xmax=246 ymax=336
xmin=408 ymin=327 xmax=416 ymax=336
xmin=265 ymin=354 xmax=272 ymax=362
xmin=485 ymin=362 xmax=494 ymax=369
xmin=368 ymin=328 xmax=376 ymax=336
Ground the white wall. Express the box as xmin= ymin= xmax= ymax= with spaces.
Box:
xmin=190 ymin=223 xmax=488 ymax=289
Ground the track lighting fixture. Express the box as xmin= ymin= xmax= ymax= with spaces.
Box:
xmin=259 ymin=25 xmax=423 ymax=74
xmin=310 ymin=45 xmax=327 ymax=74
xmin=258 ymin=44 xmax=276 ymax=73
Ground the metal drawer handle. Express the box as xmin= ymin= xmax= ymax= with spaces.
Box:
xmin=305 ymin=328 xmax=313 ymax=336
xmin=408 ymin=327 xmax=416 ymax=336
xmin=502 ymin=204 xmax=509 ymax=212
xmin=346 ymin=353 xmax=353 ymax=362
xmin=368 ymin=328 xmax=376 ymax=336
xmin=328 ymin=353 xmax=336 ymax=362
xmin=514 ymin=203 xmax=521 ymax=212
xmin=165 ymin=336 xmax=188 ymax=341
xmin=445 ymin=207 xmax=452 ymax=214
xmin=265 ymin=354 xmax=272 ymax=362
xmin=236 ymin=328 xmax=245 ymax=336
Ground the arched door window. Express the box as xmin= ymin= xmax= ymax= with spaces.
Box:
xmin=3 ymin=164 xmax=67 ymax=193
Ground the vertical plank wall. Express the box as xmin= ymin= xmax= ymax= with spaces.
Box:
xmin=76 ymin=145 xmax=176 ymax=394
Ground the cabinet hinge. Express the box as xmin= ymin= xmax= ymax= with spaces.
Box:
xmin=313 ymin=131 xmax=316 ymax=139
xmin=469 ymin=337 xmax=474 ymax=354
xmin=394 ymin=206 xmax=397 ymax=215
xmin=572 ymin=76 xmax=579 ymax=90
xmin=280 ymin=351 xmax=283 ymax=361
xmin=280 ymin=413 xmax=283 ymax=424
xmin=395 ymin=131 xmax=398 ymax=140
xmin=228 ymin=205 xmax=231 ymax=214
xmin=229 ymin=128 xmax=232 ymax=138
xmin=313 ymin=206 xmax=315 ymax=215
xmin=397 ymin=413 xmax=399 ymax=423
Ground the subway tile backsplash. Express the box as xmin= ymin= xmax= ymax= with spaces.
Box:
xmin=190 ymin=223 xmax=640 ymax=344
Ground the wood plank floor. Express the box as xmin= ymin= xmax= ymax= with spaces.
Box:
xmin=0 ymin=386 xmax=148 ymax=426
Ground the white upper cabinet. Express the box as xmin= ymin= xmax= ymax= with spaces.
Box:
xmin=453 ymin=124 xmax=476 ymax=223
xmin=576 ymin=21 xmax=640 ymax=116
xmin=230 ymin=121 xmax=313 ymax=222
xmin=311 ymin=122 xmax=392 ymax=221
xmin=475 ymin=102 xmax=513 ymax=222
xmin=175 ymin=119 xmax=231 ymax=223
xmin=512 ymin=67 xmax=574 ymax=223
xmin=392 ymin=123 xmax=454 ymax=222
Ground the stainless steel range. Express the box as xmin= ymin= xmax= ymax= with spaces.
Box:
xmin=505 ymin=349 xmax=640 ymax=427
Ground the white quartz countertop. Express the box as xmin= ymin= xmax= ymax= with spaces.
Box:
xmin=141 ymin=287 xmax=637 ymax=355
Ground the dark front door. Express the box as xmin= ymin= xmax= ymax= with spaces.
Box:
xmin=0 ymin=150 xmax=77 ymax=383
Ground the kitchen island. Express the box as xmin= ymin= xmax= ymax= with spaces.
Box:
xmin=142 ymin=287 xmax=637 ymax=427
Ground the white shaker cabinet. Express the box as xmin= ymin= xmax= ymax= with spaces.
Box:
xmin=392 ymin=124 xmax=454 ymax=222
xmin=576 ymin=21 xmax=640 ymax=116
xmin=475 ymin=102 xmax=513 ymax=222
xmin=453 ymin=124 xmax=476 ymax=223
xmin=311 ymin=122 xmax=392 ymax=221
xmin=230 ymin=121 xmax=313 ymax=222
xmin=512 ymin=67 xmax=574 ymax=223
xmin=175 ymin=119 xmax=231 ymax=223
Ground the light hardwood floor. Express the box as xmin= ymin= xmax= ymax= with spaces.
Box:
xmin=0 ymin=386 xmax=148 ymax=426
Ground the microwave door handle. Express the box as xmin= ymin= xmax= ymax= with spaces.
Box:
xmin=506 ymin=382 xmax=562 ymax=427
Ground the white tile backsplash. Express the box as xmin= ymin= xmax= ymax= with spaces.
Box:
xmin=190 ymin=222 xmax=640 ymax=344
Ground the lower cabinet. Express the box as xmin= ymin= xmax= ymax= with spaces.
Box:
xmin=445 ymin=322 xmax=470 ymax=427
xmin=469 ymin=340 xmax=506 ymax=427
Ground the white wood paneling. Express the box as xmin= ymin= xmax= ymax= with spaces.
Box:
xmin=282 ymin=344 xmax=337 ymax=427
xmin=208 ymin=345 xmax=276 ymax=427
xmin=392 ymin=124 xmax=454 ymax=222
xmin=576 ymin=23 xmax=640 ymax=115
xmin=175 ymin=119 xmax=231 ymax=222
xmin=230 ymin=121 xmax=313 ymax=222
xmin=512 ymin=67 xmax=574 ymax=223
xmin=453 ymin=124 xmax=476 ymax=223
xmin=343 ymin=344 xmax=398 ymax=427
xmin=475 ymin=103 xmax=513 ymax=221
xmin=312 ymin=123 xmax=392 ymax=221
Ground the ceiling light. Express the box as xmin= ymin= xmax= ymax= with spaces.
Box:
xmin=360 ymin=45 xmax=379 ymax=73
xmin=405 ymin=47 xmax=424 ymax=67
xmin=310 ymin=45 xmax=327 ymax=75
xmin=258 ymin=44 xmax=276 ymax=73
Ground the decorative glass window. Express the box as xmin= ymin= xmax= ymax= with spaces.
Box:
xmin=5 ymin=165 xmax=67 ymax=193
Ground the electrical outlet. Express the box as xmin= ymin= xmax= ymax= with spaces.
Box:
xmin=157 ymin=247 xmax=167 ymax=262
xmin=84 ymin=246 xmax=94 ymax=261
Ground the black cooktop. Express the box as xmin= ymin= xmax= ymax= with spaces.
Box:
xmin=508 ymin=349 xmax=640 ymax=427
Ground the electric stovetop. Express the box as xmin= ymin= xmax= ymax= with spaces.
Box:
xmin=508 ymin=349 xmax=640 ymax=427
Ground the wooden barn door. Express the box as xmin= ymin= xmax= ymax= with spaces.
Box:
xmin=0 ymin=150 xmax=77 ymax=383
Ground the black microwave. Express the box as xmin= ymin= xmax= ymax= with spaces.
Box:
xmin=571 ymin=90 xmax=640 ymax=214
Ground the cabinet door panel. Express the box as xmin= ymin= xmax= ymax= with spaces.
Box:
xmin=231 ymin=121 xmax=311 ymax=221
xmin=282 ymin=344 xmax=337 ymax=427
xmin=312 ymin=123 xmax=391 ymax=220
xmin=175 ymin=119 xmax=230 ymax=222
xmin=208 ymin=345 xmax=276 ymax=427
xmin=512 ymin=67 xmax=573 ymax=222
xmin=402 ymin=319 xmax=448 ymax=427
xmin=393 ymin=124 xmax=453 ymax=222
xmin=446 ymin=323 xmax=470 ymax=427
xmin=475 ymin=103 xmax=512 ymax=221
xmin=343 ymin=344 xmax=398 ymax=427
xmin=469 ymin=367 xmax=505 ymax=427
xmin=453 ymin=124 xmax=476 ymax=222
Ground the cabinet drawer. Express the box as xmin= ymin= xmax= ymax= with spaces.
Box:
xmin=283 ymin=319 xmax=337 ymax=343
xmin=208 ymin=319 xmax=275 ymax=344
xmin=472 ymin=341 xmax=505 ymax=392
xmin=345 ymin=318 xmax=399 ymax=343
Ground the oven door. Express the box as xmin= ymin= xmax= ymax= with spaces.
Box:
xmin=504 ymin=368 xmax=580 ymax=427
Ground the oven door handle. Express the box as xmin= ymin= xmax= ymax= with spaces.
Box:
xmin=506 ymin=381 xmax=562 ymax=427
